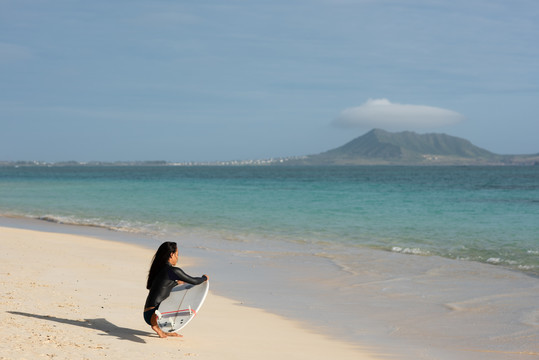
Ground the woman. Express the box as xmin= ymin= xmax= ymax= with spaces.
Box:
xmin=144 ymin=241 xmax=208 ymax=338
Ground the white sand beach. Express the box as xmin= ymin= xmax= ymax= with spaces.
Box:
xmin=0 ymin=225 xmax=382 ymax=360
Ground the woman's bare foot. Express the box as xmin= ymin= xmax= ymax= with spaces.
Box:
xmin=151 ymin=324 xmax=183 ymax=338
xmin=152 ymin=324 xmax=168 ymax=338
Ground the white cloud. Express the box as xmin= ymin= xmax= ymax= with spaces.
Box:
xmin=333 ymin=98 xmax=465 ymax=131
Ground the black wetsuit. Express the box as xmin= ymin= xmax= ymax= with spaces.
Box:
xmin=145 ymin=263 xmax=207 ymax=310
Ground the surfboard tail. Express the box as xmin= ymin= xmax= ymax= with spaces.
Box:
xmin=156 ymin=280 xmax=209 ymax=333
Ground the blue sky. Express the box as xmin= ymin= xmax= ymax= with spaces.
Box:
xmin=1 ymin=0 xmax=538 ymax=162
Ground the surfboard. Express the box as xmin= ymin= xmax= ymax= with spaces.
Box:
xmin=156 ymin=280 xmax=209 ymax=333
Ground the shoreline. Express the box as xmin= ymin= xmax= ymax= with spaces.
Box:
xmin=0 ymin=223 xmax=382 ymax=360
xmin=1 ymin=216 xmax=538 ymax=359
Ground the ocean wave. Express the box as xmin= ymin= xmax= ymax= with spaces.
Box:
xmin=391 ymin=246 xmax=430 ymax=256
xmin=486 ymin=257 xmax=502 ymax=264
xmin=518 ymin=264 xmax=537 ymax=271
xmin=34 ymin=214 xmax=162 ymax=236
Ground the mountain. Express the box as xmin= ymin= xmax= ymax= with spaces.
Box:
xmin=284 ymin=129 xmax=538 ymax=165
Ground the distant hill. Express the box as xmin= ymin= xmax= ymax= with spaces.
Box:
xmin=284 ymin=129 xmax=539 ymax=165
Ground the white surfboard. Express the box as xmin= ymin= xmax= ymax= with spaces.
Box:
xmin=156 ymin=280 xmax=209 ymax=333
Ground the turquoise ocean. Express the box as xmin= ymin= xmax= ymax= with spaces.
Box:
xmin=1 ymin=165 xmax=538 ymax=276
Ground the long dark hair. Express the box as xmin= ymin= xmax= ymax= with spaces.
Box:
xmin=147 ymin=241 xmax=177 ymax=290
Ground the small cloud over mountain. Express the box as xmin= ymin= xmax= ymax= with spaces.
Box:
xmin=333 ymin=99 xmax=465 ymax=131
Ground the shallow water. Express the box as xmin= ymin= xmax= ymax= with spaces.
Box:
xmin=1 ymin=165 xmax=538 ymax=274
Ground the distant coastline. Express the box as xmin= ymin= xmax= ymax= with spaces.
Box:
xmin=2 ymin=129 xmax=538 ymax=167
xmin=0 ymin=158 xmax=305 ymax=167
xmin=1 ymin=157 xmax=538 ymax=167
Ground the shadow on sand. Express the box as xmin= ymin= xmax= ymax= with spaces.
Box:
xmin=8 ymin=311 xmax=153 ymax=344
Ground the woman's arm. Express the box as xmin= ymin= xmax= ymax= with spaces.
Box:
xmin=169 ymin=267 xmax=208 ymax=285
